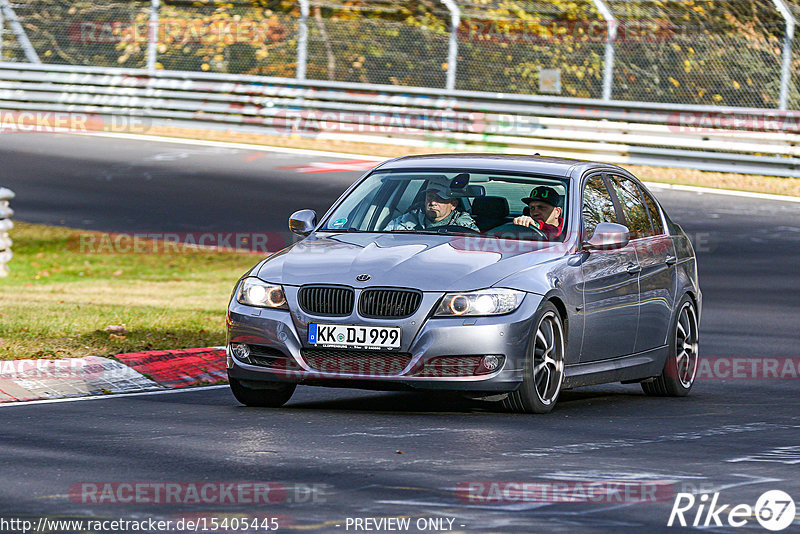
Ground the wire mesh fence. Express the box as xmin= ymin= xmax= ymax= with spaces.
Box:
xmin=305 ymin=1 xmax=450 ymax=87
xmin=455 ymin=0 xmax=607 ymax=98
xmin=788 ymin=0 xmax=800 ymax=109
xmin=609 ymin=0 xmax=787 ymax=108
xmin=0 ymin=0 xmax=797 ymax=110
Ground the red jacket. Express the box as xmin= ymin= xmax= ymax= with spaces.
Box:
xmin=530 ymin=217 xmax=563 ymax=240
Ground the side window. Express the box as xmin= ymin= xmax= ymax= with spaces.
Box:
xmin=608 ymin=175 xmax=653 ymax=239
xmin=582 ymin=175 xmax=617 ymax=239
xmin=639 ymin=187 xmax=665 ymax=235
xmin=392 ymin=180 xmax=425 ymax=214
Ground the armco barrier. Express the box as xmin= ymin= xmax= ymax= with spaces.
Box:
xmin=0 ymin=187 xmax=13 ymax=277
xmin=1 ymin=63 xmax=799 ymax=177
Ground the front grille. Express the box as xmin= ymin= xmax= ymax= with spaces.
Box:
xmin=413 ymin=356 xmax=482 ymax=377
xmin=300 ymin=349 xmax=412 ymax=376
xmin=298 ymin=285 xmax=354 ymax=316
xmin=358 ymin=288 xmax=422 ymax=318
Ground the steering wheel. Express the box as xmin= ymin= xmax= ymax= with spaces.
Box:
xmin=511 ymin=222 xmax=548 ymax=240
xmin=434 ymin=225 xmax=481 ymax=235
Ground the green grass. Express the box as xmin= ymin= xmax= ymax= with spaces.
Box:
xmin=0 ymin=222 xmax=262 ymax=360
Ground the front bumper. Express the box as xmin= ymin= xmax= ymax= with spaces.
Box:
xmin=226 ymin=291 xmax=544 ymax=392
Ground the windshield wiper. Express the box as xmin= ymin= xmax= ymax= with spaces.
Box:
xmin=321 ymin=227 xmax=363 ymax=233
xmin=385 ymin=228 xmax=479 ymax=236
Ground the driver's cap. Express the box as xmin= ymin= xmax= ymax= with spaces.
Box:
xmin=522 ymin=186 xmax=562 ymax=207
xmin=422 ymin=175 xmax=455 ymax=199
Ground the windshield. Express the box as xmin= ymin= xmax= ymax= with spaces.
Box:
xmin=320 ymin=170 xmax=569 ymax=241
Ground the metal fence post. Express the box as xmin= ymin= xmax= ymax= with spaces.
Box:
xmin=0 ymin=187 xmax=14 ymax=277
xmin=769 ymin=0 xmax=796 ymax=110
xmin=146 ymin=0 xmax=160 ymax=73
xmin=0 ymin=0 xmax=40 ymax=64
xmin=441 ymin=0 xmax=460 ymax=91
xmin=590 ymin=0 xmax=617 ymax=101
xmin=297 ymin=0 xmax=309 ymax=81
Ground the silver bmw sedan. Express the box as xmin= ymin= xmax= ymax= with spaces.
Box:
xmin=226 ymin=154 xmax=701 ymax=413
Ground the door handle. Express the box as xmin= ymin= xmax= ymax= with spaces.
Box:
xmin=665 ymin=255 xmax=677 ymax=266
xmin=626 ymin=263 xmax=642 ymax=275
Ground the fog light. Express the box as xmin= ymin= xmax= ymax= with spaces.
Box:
xmin=231 ymin=343 xmax=250 ymax=361
xmin=481 ymin=355 xmax=502 ymax=372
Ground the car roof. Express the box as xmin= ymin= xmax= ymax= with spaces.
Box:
xmin=376 ymin=153 xmax=627 ymax=179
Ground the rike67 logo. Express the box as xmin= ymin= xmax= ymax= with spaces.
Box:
xmin=668 ymin=490 xmax=796 ymax=531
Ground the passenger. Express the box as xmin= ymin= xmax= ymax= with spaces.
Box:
xmin=384 ymin=176 xmax=478 ymax=231
xmin=512 ymin=186 xmax=564 ymax=239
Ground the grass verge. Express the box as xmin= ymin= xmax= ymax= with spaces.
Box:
xmin=0 ymin=222 xmax=259 ymax=361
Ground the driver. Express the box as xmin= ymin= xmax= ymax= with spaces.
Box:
xmin=384 ymin=176 xmax=478 ymax=231
xmin=512 ymin=186 xmax=564 ymax=240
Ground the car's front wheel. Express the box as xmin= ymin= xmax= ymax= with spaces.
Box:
xmin=642 ymin=295 xmax=699 ymax=397
xmin=503 ymin=302 xmax=565 ymax=414
xmin=229 ymin=378 xmax=296 ymax=407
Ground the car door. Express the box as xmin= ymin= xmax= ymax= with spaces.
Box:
xmin=607 ymin=174 xmax=678 ymax=353
xmin=579 ymin=173 xmax=640 ymax=362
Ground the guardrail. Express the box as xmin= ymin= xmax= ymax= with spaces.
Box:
xmin=0 ymin=187 xmax=13 ymax=277
xmin=1 ymin=62 xmax=799 ymax=178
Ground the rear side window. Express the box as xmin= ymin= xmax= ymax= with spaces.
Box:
xmin=608 ymin=175 xmax=653 ymax=239
xmin=582 ymin=175 xmax=617 ymax=239
xmin=639 ymin=187 xmax=665 ymax=235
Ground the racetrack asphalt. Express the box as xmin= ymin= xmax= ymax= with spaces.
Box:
xmin=0 ymin=133 xmax=799 ymax=533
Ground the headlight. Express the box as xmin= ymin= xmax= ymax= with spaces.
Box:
xmin=236 ymin=277 xmax=288 ymax=309
xmin=434 ymin=288 xmax=525 ymax=317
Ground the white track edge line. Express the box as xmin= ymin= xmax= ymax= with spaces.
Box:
xmin=0 ymin=384 xmax=230 ymax=408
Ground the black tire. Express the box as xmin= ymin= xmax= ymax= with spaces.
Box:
xmin=642 ymin=295 xmax=699 ymax=397
xmin=229 ymin=377 xmax=296 ymax=407
xmin=503 ymin=302 xmax=566 ymax=414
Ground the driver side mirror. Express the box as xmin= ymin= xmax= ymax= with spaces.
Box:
xmin=289 ymin=209 xmax=317 ymax=236
xmin=583 ymin=222 xmax=630 ymax=250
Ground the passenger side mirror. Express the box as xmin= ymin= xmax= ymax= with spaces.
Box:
xmin=584 ymin=222 xmax=630 ymax=250
xmin=289 ymin=209 xmax=317 ymax=236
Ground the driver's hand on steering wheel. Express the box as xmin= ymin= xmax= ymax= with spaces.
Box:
xmin=513 ymin=215 xmax=538 ymax=228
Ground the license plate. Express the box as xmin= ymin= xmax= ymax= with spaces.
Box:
xmin=308 ymin=324 xmax=401 ymax=350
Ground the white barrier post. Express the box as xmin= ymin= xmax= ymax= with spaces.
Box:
xmin=0 ymin=187 xmax=14 ymax=277
xmin=146 ymin=0 xmax=160 ymax=73
xmin=441 ymin=0 xmax=460 ymax=91
xmin=297 ymin=0 xmax=309 ymax=81
xmin=769 ymin=0 xmax=796 ymax=110
xmin=0 ymin=0 xmax=40 ymax=63
xmin=591 ymin=0 xmax=617 ymax=101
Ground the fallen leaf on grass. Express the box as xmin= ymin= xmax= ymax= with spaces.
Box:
xmin=104 ymin=324 xmax=128 ymax=335
xmin=109 ymin=333 xmax=127 ymax=341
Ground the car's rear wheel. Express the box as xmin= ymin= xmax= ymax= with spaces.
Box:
xmin=503 ymin=302 xmax=565 ymax=414
xmin=642 ymin=295 xmax=699 ymax=397
xmin=229 ymin=378 xmax=296 ymax=407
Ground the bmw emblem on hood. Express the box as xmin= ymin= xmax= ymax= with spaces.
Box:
xmin=356 ymin=274 xmax=371 ymax=282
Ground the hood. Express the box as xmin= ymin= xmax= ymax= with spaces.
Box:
xmin=255 ymin=232 xmax=568 ymax=291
